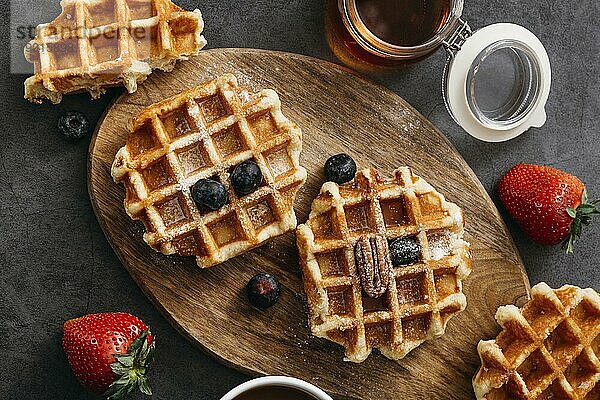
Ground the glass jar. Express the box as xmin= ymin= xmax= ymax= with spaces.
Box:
xmin=325 ymin=0 xmax=552 ymax=142
xmin=326 ymin=0 xmax=465 ymax=66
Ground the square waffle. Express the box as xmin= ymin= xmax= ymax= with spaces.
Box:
xmin=111 ymin=73 xmax=307 ymax=268
xmin=473 ymin=282 xmax=600 ymax=400
xmin=24 ymin=0 xmax=206 ymax=104
xmin=296 ymin=167 xmax=472 ymax=362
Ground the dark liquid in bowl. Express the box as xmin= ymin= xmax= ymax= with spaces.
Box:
xmin=356 ymin=0 xmax=451 ymax=46
xmin=232 ymin=385 xmax=317 ymax=400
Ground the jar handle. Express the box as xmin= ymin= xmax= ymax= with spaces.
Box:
xmin=442 ymin=18 xmax=472 ymax=58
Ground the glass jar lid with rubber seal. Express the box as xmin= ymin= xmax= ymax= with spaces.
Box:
xmin=325 ymin=0 xmax=552 ymax=142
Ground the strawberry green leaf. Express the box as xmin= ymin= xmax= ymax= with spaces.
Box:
xmin=127 ymin=329 xmax=147 ymax=353
xmin=140 ymin=334 xmax=149 ymax=356
xmin=563 ymin=188 xmax=600 ymax=253
xmin=582 ymin=189 xmax=588 ymax=203
xmin=114 ymin=353 xmax=134 ymax=367
xmin=107 ymin=383 xmax=130 ymax=399
xmin=110 ymin=363 xmax=129 ymax=375
xmin=139 ymin=376 xmax=152 ymax=395
xmin=113 ymin=374 xmax=132 ymax=386
xmin=578 ymin=204 xmax=597 ymax=213
xmin=104 ymin=329 xmax=155 ymax=400
xmin=145 ymin=341 xmax=155 ymax=369
xmin=105 ymin=375 xmax=132 ymax=399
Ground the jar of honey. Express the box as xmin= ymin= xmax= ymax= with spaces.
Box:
xmin=326 ymin=0 xmax=553 ymax=142
xmin=326 ymin=0 xmax=465 ymax=67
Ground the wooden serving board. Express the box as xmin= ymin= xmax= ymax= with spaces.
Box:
xmin=88 ymin=48 xmax=530 ymax=399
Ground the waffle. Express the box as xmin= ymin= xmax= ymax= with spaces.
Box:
xmin=24 ymin=0 xmax=206 ymax=104
xmin=297 ymin=167 xmax=472 ymax=362
xmin=473 ymin=282 xmax=600 ymax=400
xmin=111 ymin=73 xmax=307 ymax=268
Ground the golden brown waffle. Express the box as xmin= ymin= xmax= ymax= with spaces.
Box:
xmin=111 ymin=73 xmax=307 ymax=268
xmin=297 ymin=167 xmax=472 ymax=362
xmin=473 ymin=282 xmax=600 ymax=400
xmin=24 ymin=0 xmax=206 ymax=103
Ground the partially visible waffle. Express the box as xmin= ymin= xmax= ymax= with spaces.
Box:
xmin=112 ymin=73 xmax=307 ymax=268
xmin=24 ymin=0 xmax=206 ymax=103
xmin=297 ymin=167 xmax=472 ymax=362
xmin=473 ymin=282 xmax=600 ymax=400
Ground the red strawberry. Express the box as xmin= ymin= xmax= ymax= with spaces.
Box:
xmin=498 ymin=164 xmax=599 ymax=252
xmin=63 ymin=313 xmax=155 ymax=399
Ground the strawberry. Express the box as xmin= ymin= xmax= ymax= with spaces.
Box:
xmin=498 ymin=164 xmax=599 ymax=253
xmin=63 ymin=313 xmax=155 ymax=399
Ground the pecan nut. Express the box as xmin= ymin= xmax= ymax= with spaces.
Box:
xmin=354 ymin=235 xmax=392 ymax=298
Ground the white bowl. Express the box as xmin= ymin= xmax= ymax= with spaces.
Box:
xmin=220 ymin=376 xmax=333 ymax=400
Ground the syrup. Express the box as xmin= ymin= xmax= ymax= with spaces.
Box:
xmin=325 ymin=0 xmax=452 ymax=70
xmin=232 ymin=385 xmax=317 ymax=400
xmin=356 ymin=0 xmax=450 ymax=46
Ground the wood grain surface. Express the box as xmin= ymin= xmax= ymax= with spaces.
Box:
xmin=88 ymin=48 xmax=530 ymax=400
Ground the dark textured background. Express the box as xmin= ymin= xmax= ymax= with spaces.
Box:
xmin=1 ymin=0 xmax=599 ymax=399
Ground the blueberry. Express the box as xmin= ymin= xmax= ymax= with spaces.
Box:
xmin=191 ymin=179 xmax=228 ymax=211
xmin=389 ymin=237 xmax=421 ymax=267
xmin=246 ymin=273 xmax=281 ymax=309
xmin=324 ymin=153 xmax=357 ymax=184
xmin=58 ymin=111 xmax=90 ymax=140
xmin=231 ymin=160 xmax=263 ymax=196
